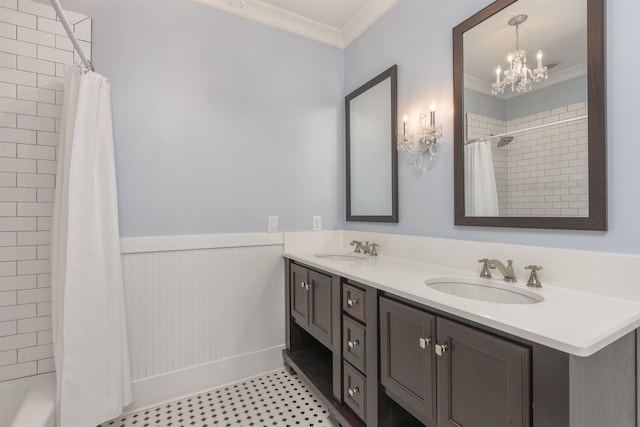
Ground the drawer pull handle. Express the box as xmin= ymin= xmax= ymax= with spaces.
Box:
xmin=435 ymin=343 xmax=447 ymax=356
xmin=348 ymin=340 xmax=359 ymax=349
xmin=347 ymin=298 xmax=358 ymax=307
xmin=419 ymin=338 xmax=431 ymax=349
xmin=348 ymin=387 xmax=359 ymax=397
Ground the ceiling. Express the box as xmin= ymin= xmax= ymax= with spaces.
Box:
xmin=193 ymin=0 xmax=399 ymax=48
xmin=463 ymin=0 xmax=587 ymax=98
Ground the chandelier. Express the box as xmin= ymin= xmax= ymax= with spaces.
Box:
xmin=491 ymin=14 xmax=547 ymax=95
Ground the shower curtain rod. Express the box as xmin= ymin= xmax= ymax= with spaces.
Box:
xmin=49 ymin=0 xmax=93 ymax=71
xmin=465 ymin=114 xmax=588 ymax=145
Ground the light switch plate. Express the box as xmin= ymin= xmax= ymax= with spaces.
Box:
xmin=312 ymin=216 xmax=322 ymax=231
xmin=267 ymin=216 xmax=278 ymax=232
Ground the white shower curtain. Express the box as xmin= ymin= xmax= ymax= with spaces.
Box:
xmin=464 ymin=141 xmax=500 ymax=216
xmin=51 ymin=65 xmax=132 ymax=427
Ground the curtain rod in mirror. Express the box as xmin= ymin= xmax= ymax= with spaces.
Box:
xmin=465 ymin=115 xmax=587 ymax=145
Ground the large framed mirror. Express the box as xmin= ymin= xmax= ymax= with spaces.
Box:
xmin=453 ymin=0 xmax=605 ymax=230
xmin=346 ymin=65 xmax=398 ymax=222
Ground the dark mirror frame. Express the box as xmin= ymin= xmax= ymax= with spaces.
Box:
xmin=346 ymin=65 xmax=399 ymax=223
xmin=453 ymin=0 xmax=606 ymax=230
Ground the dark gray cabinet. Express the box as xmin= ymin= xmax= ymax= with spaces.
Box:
xmin=379 ymin=297 xmax=437 ymax=424
xmin=436 ymin=317 xmax=530 ymax=427
xmin=289 ymin=263 xmax=333 ymax=348
xmin=343 ymin=315 xmax=366 ymax=373
xmin=341 ymin=282 xmax=378 ymax=425
xmin=285 ymin=259 xmax=635 ymax=427
xmin=380 ymin=297 xmax=531 ymax=427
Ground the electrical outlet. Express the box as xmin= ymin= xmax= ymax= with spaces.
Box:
xmin=312 ymin=216 xmax=322 ymax=231
xmin=267 ymin=216 xmax=278 ymax=232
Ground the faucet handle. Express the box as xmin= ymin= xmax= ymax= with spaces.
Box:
xmin=478 ymin=259 xmax=492 ymax=278
xmin=350 ymin=240 xmax=362 ymax=253
xmin=525 ymin=265 xmax=543 ymax=288
xmin=370 ymin=243 xmax=379 ymax=256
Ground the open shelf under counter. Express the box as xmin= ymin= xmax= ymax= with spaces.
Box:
xmin=282 ymin=346 xmax=365 ymax=427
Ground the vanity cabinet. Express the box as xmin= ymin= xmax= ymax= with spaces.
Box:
xmin=284 ymin=257 xmax=636 ymax=427
xmin=436 ymin=317 xmax=530 ymax=427
xmin=380 ymin=297 xmax=531 ymax=427
xmin=379 ymin=297 xmax=437 ymax=423
xmin=289 ymin=263 xmax=333 ymax=348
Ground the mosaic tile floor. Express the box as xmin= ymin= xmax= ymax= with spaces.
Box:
xmin=99 ymin=368 xmax=332 ymax=427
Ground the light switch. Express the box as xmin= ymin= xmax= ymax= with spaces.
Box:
xmin=312 ymin=216 xmax=322 ymax=231
xmin=267 ymin=216 xmax=278 ymax=232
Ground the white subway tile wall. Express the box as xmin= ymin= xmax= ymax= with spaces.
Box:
xmin=0 ymin=0 xmax=91 ymax=382
xmin=467 ymin=102 xmax=588 ymax=217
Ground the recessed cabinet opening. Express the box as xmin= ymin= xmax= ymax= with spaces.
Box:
xmin=284 ymin=326 xmax=334 ymax=397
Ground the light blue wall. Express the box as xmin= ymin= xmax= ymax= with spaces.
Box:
xmin=504 ymin=75 xmax=587 ymax=120
xmin=463 ymin=88 xmax=505 ymax=121
xmin=63 ymin=0 xmax=640 ymax=255
xmin=464 ymin=75 xmax=588 ymax=122
xmin=345 ymin=0 xmax=640 ymax=255
xmin=62 ymin=0 xmax=345 ymax=237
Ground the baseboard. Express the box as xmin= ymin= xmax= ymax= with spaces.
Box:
xmin=125 ymin=345 xmax=286 ymax=413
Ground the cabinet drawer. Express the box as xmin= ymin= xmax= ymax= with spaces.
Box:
xmin=343 ymin=283 xmax=366 ymax=323
xmin=343 ymin=316 xmax=366 ymax=373
xmin=343 ymin=361 xmax=366 ymax=422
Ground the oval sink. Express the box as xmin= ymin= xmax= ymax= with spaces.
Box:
xmin=425 ymin=277 xmax=543 ymax=304
xmin=314 ymin=251 xmax=367 ymax=261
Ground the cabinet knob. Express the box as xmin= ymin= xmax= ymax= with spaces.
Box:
xmin=419 ymin=338 xmax=432 ymax=349
xmin=347 ymin=340 xmax=359 ymax=349
xmin=435 ymin=343 xmax=448 ymax=356
xmin=300 ymin=281 xmax=310 ymax=290
xmin=348 ymin=387 xmax=359 ymax=397
xmin=347 ymin=298 xmax=358 ymax=307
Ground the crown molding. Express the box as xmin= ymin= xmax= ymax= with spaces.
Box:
xmin=342 ymin=0 xmax=399 ymax=47
xmin=193 ymin=0 xmax=399 ymax=48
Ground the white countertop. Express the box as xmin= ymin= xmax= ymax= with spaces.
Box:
xmin=283 ymin=250 xmax=640 ymax=357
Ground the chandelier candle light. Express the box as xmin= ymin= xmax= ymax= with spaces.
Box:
xmin=491 ymin=14 xmax=548 ymax=95
xmin=397 ymin=101 xmax=442 ymax=168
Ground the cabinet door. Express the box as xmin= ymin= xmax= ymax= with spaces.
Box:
xmin=290 ymin=263 xmax=309 ymax=327
xmin=308 ymin=270 xmax=332 ymax=347
xmin=380 ymin=297 xmax=437 ymax=423
xmin=436 ymin=318 xmax=531 ymax=427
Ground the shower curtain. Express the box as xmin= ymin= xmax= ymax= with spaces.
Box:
xmin=51 ymin=65 xmax=132 ymax=427
xmin=464 ymin=140 xmax=500 ymax=216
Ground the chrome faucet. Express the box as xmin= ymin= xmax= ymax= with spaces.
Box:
xmin=349 ymin=240 xmax=378 ymax=256
xmin=490 ymin=259 xmax=517 ymax=282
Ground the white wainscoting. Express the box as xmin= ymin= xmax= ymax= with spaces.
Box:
xmin=119 ymin=233 xmax=285 ymax=411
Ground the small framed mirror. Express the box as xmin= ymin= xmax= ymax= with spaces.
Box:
xmin=453 ymin=0 xmax=606 ymax=230
xmin=346 ymin=65 xmax=398 ymax=222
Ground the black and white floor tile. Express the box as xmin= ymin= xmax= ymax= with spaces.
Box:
xmin=99 ymin=368 xmax=332 ymax=427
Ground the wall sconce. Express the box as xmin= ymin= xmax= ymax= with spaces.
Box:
xmin=397 ymin=101 xmax=442 ymax=168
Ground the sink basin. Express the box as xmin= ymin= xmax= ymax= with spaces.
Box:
xmin=314 ymin=251 xmax=367 ymax=261
xmin=425 ymin=277 xmax=543 ymax=304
